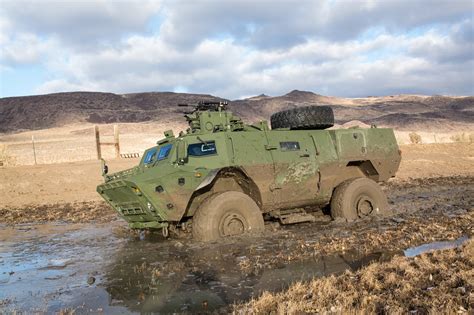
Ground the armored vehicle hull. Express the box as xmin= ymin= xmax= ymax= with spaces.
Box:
xmin=97 ymin=103 xmax=401 ymax=241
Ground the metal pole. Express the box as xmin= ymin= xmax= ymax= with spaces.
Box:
xmin=114 ymin=124 xmax=120 ymax=158
xmin=32 ymin=135 xmax=37 ymax=165
xmin=95 ymin=125 xmax=102 ymax=160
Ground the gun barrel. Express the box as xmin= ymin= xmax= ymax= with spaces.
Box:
xmin=178 ymin=101 xmax=228 ymax=112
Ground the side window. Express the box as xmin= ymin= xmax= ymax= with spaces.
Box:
xmin=188 ymin=141 xmax=217 ymax=156
xmin=143 ymin=148 xmax=158 ymax=164
xmin=157 ymin=144 xmax=172 ymax=161
xmin=280 ymin=141 xmax=300 ymax=151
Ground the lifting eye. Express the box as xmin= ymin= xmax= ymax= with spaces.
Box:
xmin=178 ymin=178 xmax=185 ymax=186
xmin=132 ymin=187 xmax=142 ymax=195
xmin=155 ymin=185 xmax=164 ymax=193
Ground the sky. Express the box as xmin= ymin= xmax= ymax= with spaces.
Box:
xmin=0 ymin=0 xmax=473 ymax=99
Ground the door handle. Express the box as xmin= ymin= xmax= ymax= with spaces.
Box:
xmin=265 ymin=145 xmax=278 ymax=150
xmin=300 ymin=153 xmax=310 ymax=157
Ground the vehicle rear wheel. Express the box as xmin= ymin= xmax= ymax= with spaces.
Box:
xmin=192 ymin=191 xmax=265 ymax=242
xmin=330 ymin=177 xmax=391 ymax=221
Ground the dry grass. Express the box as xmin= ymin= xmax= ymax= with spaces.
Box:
xmin=0 ymin=143 xmax=16 ymax=166
xmin=450 ymin=133 xmax=474 ymax=143
xmin=235 ymin=239 xmax=474 ymax=314
xmin=409 ymin=132 xmax=422 ymax=144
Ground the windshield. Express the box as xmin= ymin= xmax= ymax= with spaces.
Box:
xmin=143 ymin=144 xmax=173 ymax=165
xmin=188 ymin=141 xmax=217 ymax=157
xmin=157 ymin=144 xmax=172 ymax=160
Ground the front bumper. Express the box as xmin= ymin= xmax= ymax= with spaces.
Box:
xmin=97 ymin=179 xmax=166 ymax=227
xmin=128 ymin=221 xmax=169 ymax=229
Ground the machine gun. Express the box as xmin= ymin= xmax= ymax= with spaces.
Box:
xmin=177 ymin=100 xmax=243 ymax=133
xmin=178 ymin=101 xmax=228 ymax=114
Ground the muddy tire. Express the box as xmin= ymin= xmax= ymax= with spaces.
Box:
xmin=192 ymin=191 xmax=265 ymax=242
xmin=330 ymin=177 xmax=391 ymax=221
xmin=270 ymin=106 xmax=334 ymax=130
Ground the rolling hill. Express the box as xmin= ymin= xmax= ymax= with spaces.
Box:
xmin=0 ymin=90 xmax=472 ymax=133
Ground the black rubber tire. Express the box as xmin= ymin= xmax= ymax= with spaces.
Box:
xmin=330 ymin=177 xmax=391 ymax=222
xmin=270 ymin=105 xmax=334 ymax=130
xmin=192 ymin=191 xmax=265 ymax=242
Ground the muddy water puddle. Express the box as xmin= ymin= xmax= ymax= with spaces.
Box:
xmin=404 ymin=235 xmax=469 ymax=257
xmin=1 ymin=220 xmax=469 ymax=313
xmin=0 ymin=221 xmax=396 ymax=313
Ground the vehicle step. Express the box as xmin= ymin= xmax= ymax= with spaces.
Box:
xmin=271 ymin=208 xmax=316 ymax=225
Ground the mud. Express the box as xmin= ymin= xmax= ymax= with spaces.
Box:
xmin=0 ymin=201 xmax=116 ymax=225
xmin=0 ymin=176 xmax=473 ymax=313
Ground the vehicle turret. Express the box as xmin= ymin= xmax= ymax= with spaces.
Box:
xmin=179 ymin=101 xmax=244 ymax=134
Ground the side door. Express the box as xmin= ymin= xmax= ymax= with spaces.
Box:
xmin=227 ymin=132 xmax=275 ymax=208
xmin=265 ymin=130 xmax=320 ymax=207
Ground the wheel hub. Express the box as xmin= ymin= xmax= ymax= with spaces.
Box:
xmin=220 ymin=212 xmax=247 ymax=236
xmin=356 ymin=196 xmax=374 ymax=216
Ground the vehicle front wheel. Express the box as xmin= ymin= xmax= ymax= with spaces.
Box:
xmin=192 ymin=191 xmax=265 ymax=242
xmin=330 ymin=177 xmax=391 ymax=221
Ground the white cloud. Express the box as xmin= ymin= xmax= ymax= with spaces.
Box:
xmin=0 ymin=33 xmax=59 ymax=66
xmin=157 ymin=0 xmax=473 ymax=49
xmin=1 ymin=0 xmax=473 ymax=98
xmin=1 ymin=0 xmax=162 ymax=49
xmin=29 ymin=25 xmax=473 ymax=98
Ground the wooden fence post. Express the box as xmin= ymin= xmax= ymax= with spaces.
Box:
xmin=95 ymin=125 xmax=102 ymax=160
xmin=32 ymin=135 xmax=37 ymax=165
xmin=114 ymin=124 xmax=120 ymax=158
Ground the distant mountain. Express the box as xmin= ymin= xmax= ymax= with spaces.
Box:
xmin=0 ymin=90 xmax=472 ymax=133
xmin=0 ymin=92 xmax=225 ymax=133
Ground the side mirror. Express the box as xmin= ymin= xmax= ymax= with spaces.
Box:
xmin=176 ymin=140 xmax=188 ymax=165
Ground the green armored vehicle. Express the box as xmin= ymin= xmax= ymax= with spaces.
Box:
xmin=97 ymin=102 xmax=401 ymax=241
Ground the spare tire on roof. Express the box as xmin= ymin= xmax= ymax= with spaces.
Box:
xmin=270 ymin=105 xmax=334 ymax=130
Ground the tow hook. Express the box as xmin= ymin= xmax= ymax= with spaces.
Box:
xmin=162 ymin=226 xmax=169 ymax=238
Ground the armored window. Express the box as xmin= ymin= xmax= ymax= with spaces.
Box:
xmin=157 ymin=144 xmax=172 ymax=161
xmin=188 ymin=141 xmax=217 ymax=156
xmin=143 ymin=148 xmax=158 ymax=164
xmin=280 ymin=141 xmax=300 ymax=151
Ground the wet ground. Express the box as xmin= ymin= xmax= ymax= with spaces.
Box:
xmin=0 ymin=176 xmax=472 ymax=313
